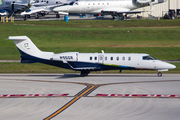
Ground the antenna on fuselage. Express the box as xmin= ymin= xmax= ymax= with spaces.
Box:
xmin=101 ymin=50 xmax=104 ymax=54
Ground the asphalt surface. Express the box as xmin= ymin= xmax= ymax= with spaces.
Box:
xmin=0 ymin=74 xmax=180 ymax=120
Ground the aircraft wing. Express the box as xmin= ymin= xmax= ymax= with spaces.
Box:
xmin=21 ymin=7 xmax=45 ymax=15
xmin=71 ymin=67 xmax=100 ymax=70
xmin=101 ymin=10 xmax=145 ymax=15
xmin=21 ymin=4 xmax=68 ymax=15
xmin=62 ymin=60 xmax=101 ymax=70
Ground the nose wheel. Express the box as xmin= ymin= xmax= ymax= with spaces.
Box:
xmin=157 ymin=72 xmax=162 ymax=77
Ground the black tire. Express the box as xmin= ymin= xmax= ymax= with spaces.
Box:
xmin=56 ymin=14 xmax=60 ymax=18
xmin=35 ymin=14 xmax=39 ymax=19
xmin=121 ymin=16 xmax=124 ymax=20
xmin=23 ymin=15 xmax=27 ymax=21
xmin=27 ymin=15 xmax=31 ymax=18
xmin=157 ymin=72 xmax=162 ymax=77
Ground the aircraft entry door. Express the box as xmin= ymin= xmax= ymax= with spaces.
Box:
xmin=98 ymin=55 xmax=104 ymax=63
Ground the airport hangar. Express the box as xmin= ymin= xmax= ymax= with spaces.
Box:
xmin=133 ymin=0 xmax=180 ymax=18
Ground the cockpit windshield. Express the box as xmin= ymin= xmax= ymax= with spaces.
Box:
xmin=69 ymin=1 xmax=75 ymax=5
xmin=142 ymin=56 xmax=156 ymax=60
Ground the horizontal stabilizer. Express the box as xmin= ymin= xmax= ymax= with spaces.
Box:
xmin=21 ymin=58 xmax=38 ymax=63
xmin=9 ymin=36 xmax=29 ymax=41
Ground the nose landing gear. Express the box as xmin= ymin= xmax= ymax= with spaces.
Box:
xmin=157 ymin=72 xmax=162 ymax=77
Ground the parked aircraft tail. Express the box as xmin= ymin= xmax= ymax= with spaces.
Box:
xmin=8 ymin=36 xmax=54 ymax=63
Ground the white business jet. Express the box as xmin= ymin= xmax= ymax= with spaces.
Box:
xmin=0 ymin=0 xmax=31 ymax=17
xmin=9 ymin=36 xmax=175 ymax=77
xmin=21 ymin=0 xmax=70 ymax=20
xmin=53 ymin=0 xmax=167 ymax=20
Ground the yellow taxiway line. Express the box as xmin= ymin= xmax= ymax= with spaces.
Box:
xmin=44 ymin=85 xmax=98 ymax=120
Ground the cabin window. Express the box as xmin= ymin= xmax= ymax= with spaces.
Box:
xmin=122 ymin=57 xmax=125 ymax=61
xmin=98 ymin=3 xmax=100 ymax=5
xmin=88 ymin=3 xmax=90 ymax=5
xmin=128 ymin=57 xmax=131 ymax=61
xmin=46 ymin=1 xmax=48 ymax=3
xmin=105 ymin=56 xmax=107 ymax=61
xmin=90 ymin=57 xmax=92 ymax=60
xmin=95 ymin=57 xmax=97 ymax=60
xmin=143 ymin=56 xmax=156 ymax=60
xmin=107 ymin=3 xmax=109 ymax=5
xmin=102 ymin=3 xmax=104 ymax=5
xmin=116 ymin=57 xmax=119 ymax=61
xmin=93 ymin=3 xmax=95 ymax=5
xmin=111 ymin=57 xmax=113 ymax=61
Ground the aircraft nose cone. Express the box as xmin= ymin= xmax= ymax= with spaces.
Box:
xmin=157 ymin=61 xmax=176 ymax=70
xmin=169 ymin=64 xmax=176 ymax=69
xmin=165 ymin=62 xmax=176 ymax=69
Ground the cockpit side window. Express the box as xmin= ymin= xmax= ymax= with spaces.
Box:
xmin=143 ymin=56 xmax=156 ymax=60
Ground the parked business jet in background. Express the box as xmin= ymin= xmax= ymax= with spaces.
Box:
xmin=0 ymin=0 xmax=31 ymax=17
xmin=9 ymin=36 xmax=175 ymax=77
xmin=21 ymin=0 xmax=70 ymax=20
xmin=53 ymin=0 xmax=167 ymax=20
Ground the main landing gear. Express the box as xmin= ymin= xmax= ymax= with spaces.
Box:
xmin=80 ymin=71 xmax=90 ymax=77
xmin=157 ymin=72 xmax=162 ymax=77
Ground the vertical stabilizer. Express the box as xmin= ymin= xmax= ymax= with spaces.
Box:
xmin=9 ymin=36 xmax=54 ymax=61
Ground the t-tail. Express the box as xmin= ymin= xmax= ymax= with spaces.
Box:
xmin=8 ymin=36 xmax=54 ymax=63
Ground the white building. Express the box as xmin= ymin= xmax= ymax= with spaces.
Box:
xmin=134 ymin=0 xmax=180 ymax=17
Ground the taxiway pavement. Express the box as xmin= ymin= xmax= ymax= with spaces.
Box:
xmin=0 ymin=74 xmax=180 ymax=120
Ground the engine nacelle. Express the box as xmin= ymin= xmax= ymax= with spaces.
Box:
xmin=133 ymin=0 xmax=155 ymax=6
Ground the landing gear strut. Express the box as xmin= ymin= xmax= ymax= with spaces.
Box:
xmin=80 ymin=71 xmax=90 ymax=77
xmin=23 ymin=15 xmax=27 ymax=21
xmin=157 ymin=72 xmax=162 ymax=77
xmin=56 ymin=14 xmax=60 ymax=18
xmin=35 ymin=13 xmax=39 ymax=19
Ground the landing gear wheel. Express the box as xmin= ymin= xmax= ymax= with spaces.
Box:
xmin=27 ymin=15 xmax=31 ymax=18
xmin=41 ymin=13 xmax=45 ymax=17
xmin=112 ymin=16 xmax=115 ymax=20
xmin=23 ymin=15 xmax=27 ymax=21
xmin=120 ymin=16 xmax=124 ymax=20
xmin=157 ymin=72 xmax=162 ymax=77
xmin=80 ymin=71 xmax=90 ymax=77
xmin=35 ymin=14 xmax=39 ymax=19
xmin=56 ymin=14 xmax=60 ymax=18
